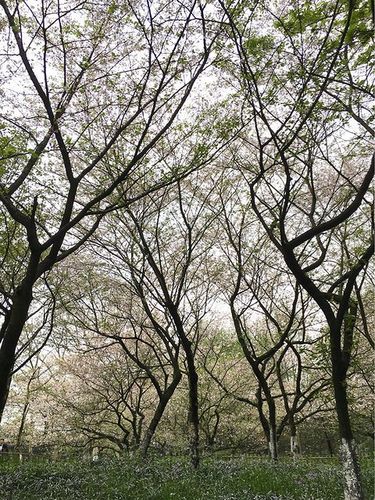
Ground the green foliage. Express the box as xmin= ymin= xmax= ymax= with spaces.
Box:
xmin=274 ymin=1 xmax=333 ymax=36
xmin=214 ymin=116 xmax=241 ymax=141
xmin=0 ymin=455 xmax=373 ymax=499
xmin=243 ymin=35 xmax=275 ymax=59
xmin=0 ymin=125 xmax=29 ymax=178
xmin=108 ymin=2 xmax=118 ymax=15
xmin=274 ymin=0 xmax=373 ymax=63
xmin=0 ymin=136 xmax=19 ymax=160
xmin=345 ymin=0 xmax=373 ymax=46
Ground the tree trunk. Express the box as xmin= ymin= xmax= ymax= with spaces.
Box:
xmin=267 ymin=395 xmax=278 ymax=461
xmin=340 ymin=438 xmax=363 ymax=500
xmin=290 ymin=434 xmax=300 ymax=459
xmin=187 ymin=364 xmax=199 ymax=469
xmin=289 ymin=419 xmax=300 ymax=459
xmin=331 ymin=322 xmax=363 ymax=500
xmin=16 ymin=401 xmax=30 ymax=449
xmin=268 ymin=425 xmax=278 ymax=461
xmin=168 ymin=305 xmax=199 ymax=468
xmin=179 ymin=338 xmax=199 ymax=468
xmin=332 ymin=363 xmax=363 ymax=499
xmin=92 ymin=447 xmax=99 ymax=462
xmin=139 ymin=373 xmax=181 ymax=458
xmin=0 ymin=286 xmax=33 ymax=421
xmin=252 ymin=371 xmax=278 ymax=461
xmin=207 ymin=409 xmax=220 ymax=447
xmin=282 ymin=246 xmax=365 ymax=498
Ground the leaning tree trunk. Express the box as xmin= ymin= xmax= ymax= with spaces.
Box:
xmin=0 ymin=285 xmax=34 ymax=421
xmin=139 ymin=372 xmax=181 ymax=458
xmin=16 ymin=401 xmax=30 ymax=450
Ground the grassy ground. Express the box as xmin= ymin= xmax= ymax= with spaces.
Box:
xmin=0 ymin=454 xmax=373 ymax=499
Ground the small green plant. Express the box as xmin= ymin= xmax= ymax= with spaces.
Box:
xmin=0 ymin=455 xmax=373 ymax=499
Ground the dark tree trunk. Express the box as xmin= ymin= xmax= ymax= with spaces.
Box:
xmin=186 ymin=350 xmax=199 ymax=469
xmin=253 ymin=373 xmax=278 ymax=461
xmin=16 ymin=401 xmax=30 ymax=449
xmin=0 ymin=286 xmax=34 ymax=421
xmin=140 ymin=372 xmax=181 ymax=458
xmin=170 ymin=308 xmax=200 ymax=469
xmin=206 ymin=409 xmax=220 ymax=447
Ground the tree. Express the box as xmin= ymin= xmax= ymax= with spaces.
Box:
xmin=111 ymin=176 xmax=218 ymax=467
xmin=213 ymin=185 xmax=332 ymax=459
xmin=220 ymin=0 xmax=373 ymax=497
xmin=61 ymin=172 xmax=220 ymax=466
xmin=58 ymin=255 xmax=183 ymax=458
xmin=0 ymin=0 xmax=224 ymax=420
xmin=51 ymin=348 xmax=155 ymax=455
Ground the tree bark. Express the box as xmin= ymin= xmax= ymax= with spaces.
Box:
xmin=170 ymin=309 xmax=200 ymax=468
xmin=289 ymin=419 xmax=300 ymax=459
xmin=331 ymin=345 xmax=363 ymax=499
xmin=268 ymin=423 xmax=278 ymax=461
xmin=340 ymin=438 xmax=363 ymax=500
xmin=207 ymin=409 xmax=220 ymax=447
xmin=186 ymin=356 xmax=199 ymax=469
xmin=0 ymin=285 xmax=34 ymax=420
xmin=139 ymin=372 xmax=181 ymax=458
xmin=330 ymin=314 xmax=363 ymax=500
xmin=16 ymin=401 xmax=29 ymax=449
xmin=290 ymin=434 xmax=300 ymax=459
xmin=254 ymin=375 xmax=278 ymax=461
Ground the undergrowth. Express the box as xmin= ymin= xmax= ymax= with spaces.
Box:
xmin=0 ymin=454 xmax=373 ymax=499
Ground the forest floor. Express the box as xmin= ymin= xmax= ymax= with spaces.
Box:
xmin=0 ymin=454 xmax=373 ymax=499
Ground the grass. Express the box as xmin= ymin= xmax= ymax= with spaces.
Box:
xmin=0 ymin=454 xmax=373 ymax=499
